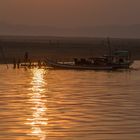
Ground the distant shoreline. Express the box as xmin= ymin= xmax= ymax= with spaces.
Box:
xmin=0 ymin=36 xmax=140 ymax=64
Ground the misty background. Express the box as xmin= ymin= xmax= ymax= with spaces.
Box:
xmin=0 ymin=0 xmax=140 ymax=63
xmin=0 ymin=0 xmax=140 ymax=38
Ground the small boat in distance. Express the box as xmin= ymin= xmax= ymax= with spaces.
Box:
xmin=45 ymin=50 xmax=133 ymax=70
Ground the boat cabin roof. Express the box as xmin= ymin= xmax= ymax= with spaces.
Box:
xmin=113 ymin=51 xmax=129 ymax=57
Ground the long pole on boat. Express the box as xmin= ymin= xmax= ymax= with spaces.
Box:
xmin=0 ymin=40 xmax=9 ymax=69
xmin=107 ymin=37 xmax=112 ymax=63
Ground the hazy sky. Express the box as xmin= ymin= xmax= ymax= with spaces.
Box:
xmin=0 ymin=0 xmax=140 ymax=27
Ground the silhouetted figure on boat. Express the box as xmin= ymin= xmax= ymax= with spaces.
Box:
xmin=74 ymin=58 xmax=92 ymax=65
xmin=38 ymin=60 xmax=41 ymax=68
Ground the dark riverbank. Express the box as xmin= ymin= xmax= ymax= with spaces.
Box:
xmin=0 ymin=36 xmax=140 ymax=63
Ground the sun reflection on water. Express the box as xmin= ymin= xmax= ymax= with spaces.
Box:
xmin=26 ymin=69 xmax=48 ymax=140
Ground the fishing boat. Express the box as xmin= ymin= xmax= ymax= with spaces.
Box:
xmin=44 ymin=50 xmax=133 ymax=70
xmin=45 ymin=58 xmax=114 ymax=70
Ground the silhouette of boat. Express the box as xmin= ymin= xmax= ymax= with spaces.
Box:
xmin=45 ymin=58 xmax=114 ymax=70
xmin=45 ymin=50 xmax=133 ymax=70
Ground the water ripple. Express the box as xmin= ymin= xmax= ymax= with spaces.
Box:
xmin=0 ymin=64 xmax=140 ymax=140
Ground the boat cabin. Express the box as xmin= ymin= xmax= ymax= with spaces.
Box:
xmin=74 ymin=50 xmax=132 ymax=68
xmin=111 ymin=51 xmax=131 ymax=64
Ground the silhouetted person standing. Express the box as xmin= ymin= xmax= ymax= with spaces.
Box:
xmin=38 ymin=60 xmax=41 ymax=68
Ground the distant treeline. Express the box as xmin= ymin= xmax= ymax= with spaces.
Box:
xmin=0 ymin=36 xmax=140 ymax=63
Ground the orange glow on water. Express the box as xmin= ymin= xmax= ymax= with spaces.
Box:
xmin=26 ymin=69 xmax=48 ymax=140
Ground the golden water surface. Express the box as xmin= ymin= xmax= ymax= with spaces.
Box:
xmin=0 ymin=62 xmax=140 ymax=140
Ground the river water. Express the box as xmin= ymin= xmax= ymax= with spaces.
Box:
xmin=0 ymin=62 xmax=140 ymax=140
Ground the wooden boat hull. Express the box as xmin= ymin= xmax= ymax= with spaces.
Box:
xmin=44 ymin=59 xmax=114 ymax=70
xmin=111 ymin=60 xmax=133 ymax=69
